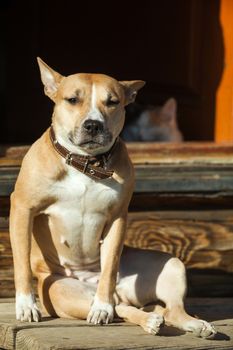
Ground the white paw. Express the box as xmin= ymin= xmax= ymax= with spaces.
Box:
xmin=87 ymin=297 xmax=114 ymax=325
xmin=183 ymin=319 xmax=216 ymax=338
xmin=141 ymin=313 xmax=164 ymax=335
xmin=16 ymin=292 xmax=41 ymax=322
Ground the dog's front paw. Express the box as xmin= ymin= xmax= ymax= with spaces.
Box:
xmin=141 ymin=313 xmax=164 ymax=335
xmin=183 ymin=319 xmax=216 ymax=339
xmin=16 ymin=292 xmax=41 ymax=322
xmin=87 ymin=297 xmax=114 ymax=325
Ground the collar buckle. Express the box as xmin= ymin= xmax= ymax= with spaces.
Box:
xmin=65 ymin=152 xmax=73 ymax=165
xmin=83 ymin=159 xmax=89 ymax=174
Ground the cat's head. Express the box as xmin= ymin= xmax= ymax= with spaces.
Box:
xmin=138 ymin=98 xmax=182 ymax=142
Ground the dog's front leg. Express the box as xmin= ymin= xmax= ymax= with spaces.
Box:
xmin=87 ymin=213 xmax=127 ymax=325
xmin=10 ymin=194 xmax=41 ymax=322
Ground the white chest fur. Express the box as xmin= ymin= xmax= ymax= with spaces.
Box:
xmin=42 ymin=166 xmax=122 ymax=267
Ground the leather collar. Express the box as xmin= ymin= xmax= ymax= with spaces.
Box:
xmin=49 ymin=126 xmax=116 ymax=180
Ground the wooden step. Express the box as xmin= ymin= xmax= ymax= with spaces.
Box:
xmin=0 ymin=298 xmax=233 ymax=349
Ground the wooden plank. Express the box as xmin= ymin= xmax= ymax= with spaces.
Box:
xmin=1 ymin=142 xmax=233 ymax=166
xmin=125 ymin=211 xmax=233 ymax=272
xmin=127 ymin=142 xmax=233 ymax=164
xmin=0 ymin=298 xmax=233 ymax=349
xmin=2 ymin=192 xmax=233 ymax=220
xmin=0 ymin=168 xmax=18 ymax=197
xmin=0 ymin=230 xmax=12 ymax=256
xmin=1 ymin=210 xmax=233 ymax=297
xmin=2 ymin=163 xmax=233 ymax=196
xmin=1 ymin=143 xmax=233 ymax=196
xmin=134 ymin=164 xmax=233 ymax=193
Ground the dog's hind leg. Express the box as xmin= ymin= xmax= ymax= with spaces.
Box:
xmin=115 ymin=303 xmax=164 ymax=335
xmin=118 ymin=247 xmax=216 ymax=338
xmin=37 ymin=273 xmax=96 ymax=320
xmin=153 ymin=257 xmax=216 ymax=338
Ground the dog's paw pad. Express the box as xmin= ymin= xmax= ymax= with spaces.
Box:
xmin=184 ymin=319 xmax=216 ymax=338
xmin=16 ymin=293 xmax=41 ymax=322
xmin=87 ymin=298 xmax=114 ymax=325
xmin=141 ymin=313 xmax=164 ymax=335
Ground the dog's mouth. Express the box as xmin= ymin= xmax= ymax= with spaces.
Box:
xmin=69 ymin=131 xmax=113 ymax=151
xmin=79 ymin=139 xmax=104 ymax=149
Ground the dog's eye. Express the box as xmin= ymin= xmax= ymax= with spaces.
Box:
xmin=65 ymin=97 xmax=79 ymax=105
xmin=106 ymin=98 xmax=120 ymax=107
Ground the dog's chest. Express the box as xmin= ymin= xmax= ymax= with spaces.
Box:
xmin=43 ymin=167 xmax=122 ymax=259
xmin=51 ymin=167 xmax=121 ymax=209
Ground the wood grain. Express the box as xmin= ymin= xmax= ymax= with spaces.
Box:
xmin=1 ymin=210 xmax=233 ymax=297
xmin=125 ymin=211 xmax=233 ymax=272
xmin=0 ymin=227 xmax=14 ymax=297
xmin=0 ymin=230 xmax=12 ymax=256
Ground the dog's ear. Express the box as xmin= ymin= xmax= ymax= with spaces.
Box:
xmin=119 ymin=80 xmax=145 ymax=106
xmin=37 ymin=57 xmax=64 ymax=101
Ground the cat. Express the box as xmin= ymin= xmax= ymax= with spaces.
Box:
xmin=121 ymin=98 xmax=183 ymax=142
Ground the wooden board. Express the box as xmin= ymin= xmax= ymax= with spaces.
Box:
xmin=0 ymin=298 xmax=233 ymax=349
xmin=127 ymin=142 xmax=233 ymax=164
xmin=125 ymin=211 xmax=233 ymax=272
xmin=1 ymin=142 xmax=233 ymax=165
xmin=1 ymin=211 xmax=233 ymax=297
xmin=1 ymin=142 xmax=233 ymax=197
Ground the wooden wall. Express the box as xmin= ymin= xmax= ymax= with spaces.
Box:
xmin=1 ymin=143 xmax=233 ymax=297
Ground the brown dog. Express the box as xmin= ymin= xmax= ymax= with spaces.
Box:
xmin=10 ymin=58 xmax=216 ymax=337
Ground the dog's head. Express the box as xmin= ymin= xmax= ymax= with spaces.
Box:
xmin=37 ymin=58 xmax=145 ymax=155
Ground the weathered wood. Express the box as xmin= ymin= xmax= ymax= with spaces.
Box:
xmin=0 ymin=298 xmax=233 ymax=349
xmin=2 ymin=163 xmax=233 ymax=196
xmin=0 ymin=230 xmax=12 ymax=256
xmin=125 ymin=211 xmax=233 ymax=272
xmin=1 ymin=143 xmax=233 ymax=298
xmin=134 ymin=163 xmax=233 ymax=193
xmin=0 ymin=167 xmax=18 ymax=197
xmin=2 ymin=143 xmax=233 ymax=196
xmin=1 ymin=210 xmax=233 ymax=297
xmin=0 ymin=280 xmax=15 ymax=298
xmin=3 ymin=193 xmax=233 ymax=220
xmin=2 ymin=142 xmax=233 ymax=164
xmin=127 ymin=142 xmax=233 ymax=164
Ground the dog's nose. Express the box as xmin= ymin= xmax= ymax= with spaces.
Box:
xmin=83 ymin=120 xmax=104 ymax=136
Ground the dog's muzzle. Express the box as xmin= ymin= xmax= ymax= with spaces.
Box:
xmin=83 ymin=119 xmax=104 ymax=137
xmin=74 ymin=119 xmax=113 ymax=150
